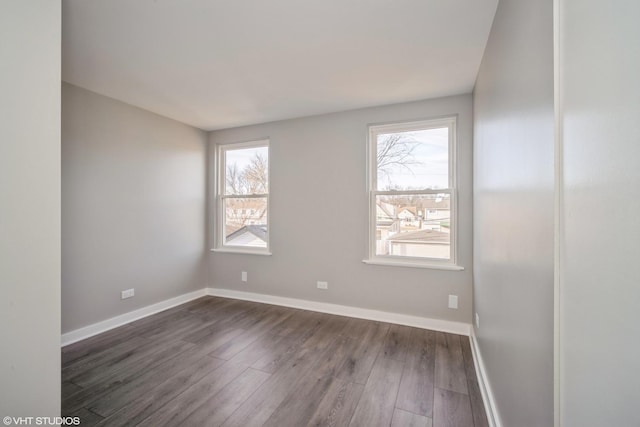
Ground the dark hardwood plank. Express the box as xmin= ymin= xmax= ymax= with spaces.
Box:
xmin=221 ymin=330 xmax=338 ymax=427
xmin=396 ymin=328 xmax=436 ymax=417
xmin=271 ymin=309 xmax=325 ymax=338
xmin=136 ymin=360 xmax=249 ymax=427
xmin=341 ymin=317 xmax=373 ymax=340
xmin=180 ymin=303 xmax=257 ymax=343
xmin=62 ymin=324 xmax=140 ymax=366
xmin=70 ymin=338 xmax=195 ymax=388
xmin=226 ymin=332 xmax=293 ymax=367
xmin=191 ymin=327 xmax=247 ymax=353
xmin=250 ymin=312 xmax=332 ymax=374
xmin=208 ymin=307 xmax=295 ymax=360
xmin=306 ymin=379 xmax=364 ymax=427
xmin=263 ymin=375 xmax=336 ymax=427
xmin=127 ymin=308 xmax=194 ymax=336
xmin=70 ymin=408 xmax=104 ymax=427
xmin=180 ymin=368 xmax=271 ymax=427
xmin=61 ymin=296 xmax=488 ymax=427
xmin=382 ymin=324 xmax=413 ymax=361
xmin=62 ymin=336 xmax=153 ymax=383
xmin=314 ymin=335 xmax=360 ymax=378
xmin=139 ymin=311 xmax=209 ymax=341
xmin=348 ymin=356 xmax=404 ymax=427
xmin=460 ymin=337 xmax=489 ymax=427
xmin=391 ymin=409 xmax=432 ymax=427
xmin=63 ymin=340 xmax=195 ymax=414
xmin=435 ymin=332 xmax=468 ymax=395
xmin=87 ymin=350 xmax=224 ymax=417
xmin=336 ymin=320 xmax=390 ymax=384
xmin=180 ymin=296 xmax=223 ymax=313
xmin=62 ymin=381 xmax=82 ymax=401
xmin=96 ymin=356 xmax=226 ymax=426
xmin=433 ymin=388 xmax=474 ymax=427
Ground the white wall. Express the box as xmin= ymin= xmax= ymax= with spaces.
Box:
xmin=473 ymin=0 xmax=555 ymax=425
xmin=210 ymin=95 xmax=473 ymax=324
xmin=558 ymin=0 xmax=640 ymax=425
xmin=0 ymin=1 xmax=61 ymax=416
xmin=62 ymin=83 xmax=208 ymax=333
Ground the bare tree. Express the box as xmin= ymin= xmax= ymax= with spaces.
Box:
xmin=225 ymin=153 xmax=268 ymax=228
xmin=376 ymin=133 xmax=420 ymax=186
xmin=240 ymin=153 xmax=268 ymax=194
xmin=226 ymin=153 xmax=268 ymax=195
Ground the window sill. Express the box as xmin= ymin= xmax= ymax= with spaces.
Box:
xmin=211 ymin=248 xmax=272 ymax=256
xmin=362 ymin=258 xmax=464 ymax=271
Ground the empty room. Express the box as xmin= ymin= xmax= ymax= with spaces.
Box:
xmin=1 ymin=0 xmax=639 ymax=426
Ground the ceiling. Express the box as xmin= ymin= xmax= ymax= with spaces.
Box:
xmin=62 ymin=0 xmax=498 ymax=131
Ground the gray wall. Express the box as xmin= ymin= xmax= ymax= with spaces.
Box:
xmin=473 ymin=0 xmax=554 ymax=425
xmin=62 ymin=83 xmax=208 ymax=333
xmin=209 ymin=95 xmax=473 ymax=324
xmin=559 ymin=0 xmax=640 ymax=425
xmin=0 ymin=1 xmax=61 ymax=416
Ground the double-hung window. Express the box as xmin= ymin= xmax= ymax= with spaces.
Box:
xmin=216 ymin=140 xmax=270 ymax=254
xmin=366 ymin=117 xmax=461 ymax=269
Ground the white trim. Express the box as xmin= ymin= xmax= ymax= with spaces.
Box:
xmin=211 ymin=248 xmax=272 ymax=256
xmin=362 ymin=258 xmax=464 ymax=271
xmin=206 ymin=287 xmax=471 ymax=336
xmin=553 ymin=0 xmax=563 ymax=425
xmin=60 ymin=289 xmax=207 ymax=347
xmin=367 ymin=116 xmax=459 ymax=266
xmin=469 ymin=327 xmax=503 ymax=427
xmin=215 ymin=139 xmax=270 ymax=253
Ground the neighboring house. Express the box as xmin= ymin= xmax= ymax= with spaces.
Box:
xmin=387 ymin=228 xmax=450 ymax=259
xmin=421 ymin=197 xmax=450 ymax=230
xmin=225 ymin=224 xmax=267 ymax=247
xmin=397 ymin=207 xmax=417 ymax=223
xmin=375 ymin=198 xmax=451 ymax=257
xmin=226 ymin=199 xmax=266 ymax=226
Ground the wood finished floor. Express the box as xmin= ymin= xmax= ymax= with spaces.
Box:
xmin=62 ymin=296 xmax=488 ymax=427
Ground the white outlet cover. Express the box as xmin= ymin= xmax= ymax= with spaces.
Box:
xmin=475 ymin=313 xmax=480 ymax=328
xmin=241 ymin=271 xmax=247 ymax=282
xmin=317 ymin=281 xmax=328 ymax=290
xmin=121 ymin=289 xmax=135 ymax=299
xmin=448 ymin=294 xmax=458 ymax=309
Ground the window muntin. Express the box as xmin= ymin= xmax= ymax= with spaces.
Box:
xmin=217 ymin=141 xmax=269 ymax=252
xmin=368 ymin=118 xmax=457 ymax=266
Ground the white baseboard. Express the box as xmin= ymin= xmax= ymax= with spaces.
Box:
xmin=469 ymin=327 xmax=503 ymax=427
xmin=206 ymin=287 xmax=471 ymax=336
xmin=61 ymin=286 xmax=471 ymax=347
xmin=61 ymin=289 xmax=207 ymax=347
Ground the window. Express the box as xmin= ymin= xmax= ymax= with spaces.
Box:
xmin=366 ymin=117 xmax=461 ymax=269
xmin=216 ymin=140 xmax=270 ymax=254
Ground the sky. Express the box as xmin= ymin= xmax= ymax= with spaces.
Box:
xmin=225 ymin=145 xmax=268 ymax=171
xmin=377 ymin=127 xmax=449 ymax=190
xmin=223 ymin=128 xmax=448 ymax=192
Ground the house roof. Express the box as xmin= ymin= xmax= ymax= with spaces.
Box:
xmin=376 ymin=202 xmax=395 ymax=219
xmin=226 ymin=224 xmax=267 ymax=242
xmin=422 ymin=198 xmax=450 ymax=210
xmin=387 ymin=228 xmax=450 ymax=244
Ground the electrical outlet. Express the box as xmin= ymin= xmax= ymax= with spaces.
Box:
xmin=121 ymin=288 xmax=135 ymax=299
xmin=476 ymin=313 xmax=480 ymax=329
xmin=241 ymin=271 xmax=247 ymax=282
xmin=317 ymin=281 xmax=328 ymax=290
xmin=448 ymin=294 xmax=458 ymax=309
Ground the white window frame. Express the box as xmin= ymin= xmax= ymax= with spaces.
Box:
xmin=214 ymin=139 xmax=271 ymax=256
xmin=363 ymin=117 xmax=463 ymax=270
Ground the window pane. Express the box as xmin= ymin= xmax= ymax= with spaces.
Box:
xmin=375 ymin=193 xmax=451 ymax=259
xmin=224 ymin=197 xmax=267 ymax=248
xmin=225 ymin=146 xmax=268 ymax=195
xmin=376 ymin=127 xmax=448 ymax=191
